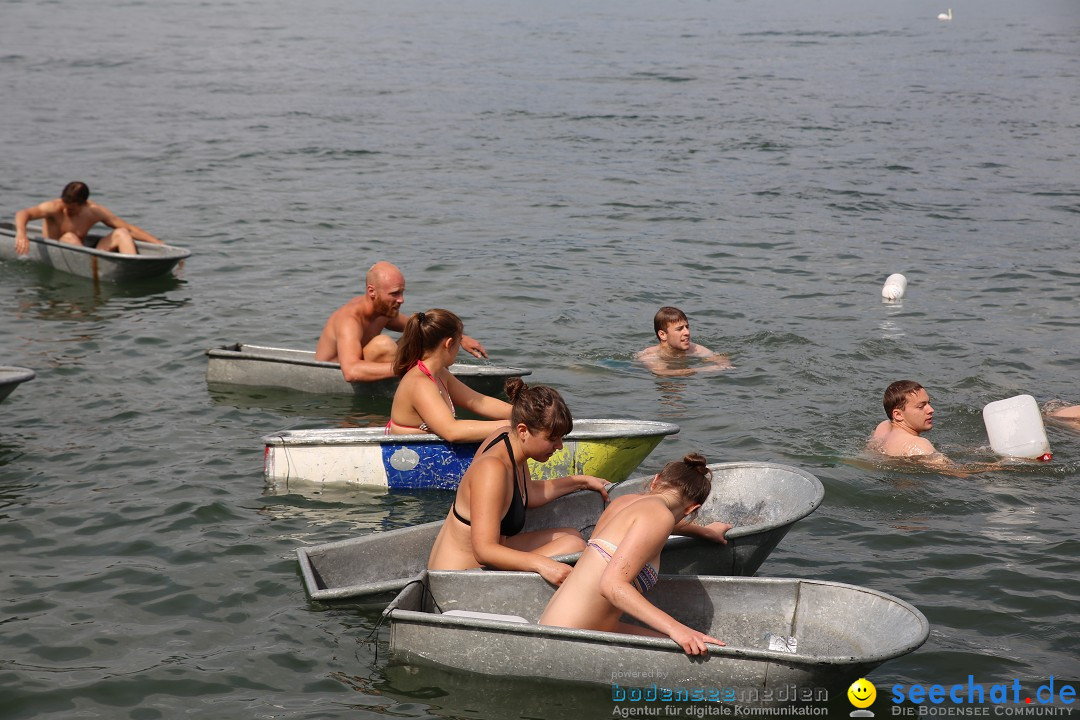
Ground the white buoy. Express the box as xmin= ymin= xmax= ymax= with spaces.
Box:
xmin=983 ymin=394 xmax=1052 ymax=461
xmin=881 ymin=273 xmax=907 ymax=300
xmin=938 ymin=8 xmax=952 ymax=21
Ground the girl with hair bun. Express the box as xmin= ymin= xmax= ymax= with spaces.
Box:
xmin=539 ymin=453 xmax=733 ymax=656
xmin=387 ymin=309 xmax=512 ymax=442
xmin=428 ymin=378 xmax=610 ymax=586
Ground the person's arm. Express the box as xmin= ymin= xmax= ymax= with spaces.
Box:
xmin=335 ymin=319 xmax=395 ymax=382
xmin=598 ymin=511 xmax=724 ymax=655
xmin=690 ymin=344 xmax=733 ymax=371
xmin=465 ymin=459 xmax=572 ymax=585
xmin=445 ymin=373 xmax=512 ymax=420
xmin=13 ymin=202 xmax=53 ymax=256
xmin=384 ymin=313 xmax=409 ymax=334
xmin=406 ymin=373 xmax=508 ymax=442
xmin=527 ymin=472 xmax=610 ymax=508
xmin=1048 ymin=405 xmax=1080 ymax=420
xmin=96 ymin=205 xmax=162 ymax=245
xmin=672 ymin=519 xmax=732 ymax=544
xmin=904 ymin=436 xmax=939 ymax=457
xmin=890 ymin=445 xmax=1004 ymax=478
xmin=459 ymin=335 xmax=487 ymax=359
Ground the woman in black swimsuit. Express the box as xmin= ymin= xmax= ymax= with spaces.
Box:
xmin=427 ymin=378 xmax=610 ymax=586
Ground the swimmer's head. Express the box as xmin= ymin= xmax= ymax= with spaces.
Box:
xmin=653 ymin=306 xmax=688 ymax=340
xmin=883 ymin=380 xmax=925 ymax=419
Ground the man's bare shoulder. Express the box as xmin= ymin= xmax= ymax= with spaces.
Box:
xmin=315 ymin=297 xmax=366 ymax=361
xmin=872 ymin=429 xmax=937 ymax=458
xmin=635 ymin=346 xmax=660 ymax=361
xmin=29 ymin=198 xmax=65 ymax=216
xmin=83 ymin=201 xmax=114 ymax=221
xmin=868 ymin=420 xmax=891 ymax=444
xmin=327 ymin=296 xmax=366 ymax=319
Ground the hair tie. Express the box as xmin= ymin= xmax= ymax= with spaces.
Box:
xmin=417 ymin=311 xmax=426 ymax=323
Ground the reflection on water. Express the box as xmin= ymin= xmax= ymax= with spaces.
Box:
xmin=208 ymin=383 xmax=390 ymax=426
xmin=261 ymin=483 xmax=455 ymax=534
xmin=653 ymin=378 xmax=690 ymax=416
xmin=5 ymin=265 xmax=187 ymax=322
xmin=375 ymin=661 xmax=613 ymax=720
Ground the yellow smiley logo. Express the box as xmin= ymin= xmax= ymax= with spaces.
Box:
xmin=848 ymin=678 xmax=877 ymax=709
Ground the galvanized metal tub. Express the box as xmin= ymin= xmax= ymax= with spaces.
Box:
xmin=0 ymin=222 xmax=190 ymax=283
xmin=205 ymin=342 xmax=530 ymax=399
xmin=0 ymin=366 xmax=36 ymax=404
xmin=296 ymin=461 xmax=824 ymax=602
xmin=264 ymin=418 xmax=680 ymax=490
xmin=385 ymin=571 xmax=929 ymax=706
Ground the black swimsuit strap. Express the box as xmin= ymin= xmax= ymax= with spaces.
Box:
xmin=451 ymin=432 xmax=526 ymax=530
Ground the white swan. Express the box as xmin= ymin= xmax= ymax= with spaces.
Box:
xmin=937 ymin=8 xmax=952 ymax=20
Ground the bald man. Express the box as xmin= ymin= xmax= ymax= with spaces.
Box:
xmin=315 ymin=262 xmax=487 ymax=382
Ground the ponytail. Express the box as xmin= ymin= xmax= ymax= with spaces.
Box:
xmin=393 ymin=309 xmax=463 ymax=377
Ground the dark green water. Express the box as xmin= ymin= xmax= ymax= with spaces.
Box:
xmin=2 ymin=0 xmax=1079 ymax=718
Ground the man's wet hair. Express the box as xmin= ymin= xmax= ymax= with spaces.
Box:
xmin=653 ymin=306 xmax=688 ymax=340
xmin=883 ymin=380 xmax=925 ymax=419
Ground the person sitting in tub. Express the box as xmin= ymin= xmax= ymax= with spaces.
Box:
xmin=427 ymin=379 xmax=610 ymax=586
xmin=12 ymin=181 xmax=163 ymax=256
xmin=635 ymin=306 xmax=732 ymax=377
xmin=314 ymin=261 xmax=487 ymax=383
xmin=386 ymin=308 xmax=511 ymax=441
xmin=539 ymin=453 xmax=731 ymax=656
xmin=867 ymin=380 xmax=942 ymax=460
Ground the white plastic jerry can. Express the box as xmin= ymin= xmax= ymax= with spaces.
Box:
xmin=983 ymin=394 xmax=1052 ymax=461
xmin=881 ymin=273 xmax=907 ymax=300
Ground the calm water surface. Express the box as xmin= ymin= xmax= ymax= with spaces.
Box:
xmin=2 ymin=0 xmax=1079 ymax=718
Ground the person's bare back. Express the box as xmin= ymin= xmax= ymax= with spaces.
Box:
xmin=314 ymin=297 xmax=395 ymax=363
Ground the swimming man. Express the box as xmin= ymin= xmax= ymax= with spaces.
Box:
xmin=867 ymin=380 xmax=940 ymax=458
xmin=636 ymin=306 xmax=732 ymax=377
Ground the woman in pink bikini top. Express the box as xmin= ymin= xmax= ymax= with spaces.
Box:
xmin=386 ymin=309 xmax=513 ymax=442
xmin=539 ymin=453 xmax=734 ymax=656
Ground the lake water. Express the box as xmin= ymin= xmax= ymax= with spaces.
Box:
xmin=2 ymin=0 xmax=1079 ymax=717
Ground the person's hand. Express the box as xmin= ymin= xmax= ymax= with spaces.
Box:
xmin=710 ymin=355 xmax=734 ymax=370
xmin=536 ymin=558 xmax=572 ymax=586
xmin=460 ymin=335 xmax=488 ymax=359
xmin=699 ymin=522 xmax=732 ymax=545
xmin=579 ymin=475 xmax=610 ymax=502
xmin=670 ymin=623 xmax=725 ymax=655
xmin=15 ymin=231 xmax=29 ymax=256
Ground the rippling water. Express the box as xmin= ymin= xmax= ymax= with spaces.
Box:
xmin=2 ymin=0 xmax=1079 ymax=717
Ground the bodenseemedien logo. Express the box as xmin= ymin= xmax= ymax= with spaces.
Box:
xmin=849 ymin=678 xmax=877 ymax=717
